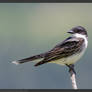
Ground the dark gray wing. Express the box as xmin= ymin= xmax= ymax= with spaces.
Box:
xmin=35 ymin=37 xmax=84 ymax=66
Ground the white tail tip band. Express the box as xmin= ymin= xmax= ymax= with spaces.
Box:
xmin=12 ymin=61 xmax=19 ymax=65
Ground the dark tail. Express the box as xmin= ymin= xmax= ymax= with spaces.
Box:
xmin=12 ymin=53 xmax=45 ymax=65
xmin=34 ymin=59 xmax=48 ymax=66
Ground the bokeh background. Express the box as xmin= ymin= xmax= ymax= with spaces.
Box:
xmin=0 ymin=3 xmax=92 ymax=89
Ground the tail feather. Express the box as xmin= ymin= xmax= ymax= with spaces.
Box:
xmin=12 ymin=53 xmax=45 ymax=65
xmin=34 ymin=60 xmax=48 ymax=66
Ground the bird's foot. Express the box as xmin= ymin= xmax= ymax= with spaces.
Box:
xmin=66 ymin=64 xmax=76 ymax=75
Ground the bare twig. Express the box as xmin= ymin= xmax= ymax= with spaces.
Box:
xmin=66 ymin=64 xmax=78 ymax=89
xmin=69 ymin=70 xmax=78 ymax=89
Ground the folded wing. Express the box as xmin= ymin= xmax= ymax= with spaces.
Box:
xmin=35 ymin=37 xmax=84 ymax=66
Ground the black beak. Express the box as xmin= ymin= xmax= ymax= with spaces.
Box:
xmin=67 ymin=30 xmax=74 ymax=34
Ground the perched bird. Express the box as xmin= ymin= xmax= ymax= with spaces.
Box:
xmin=12 ymin=26 xmax=88 ymax=73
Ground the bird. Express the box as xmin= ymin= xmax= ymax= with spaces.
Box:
xmin=12 ymin=26 xmax=88 ymax=73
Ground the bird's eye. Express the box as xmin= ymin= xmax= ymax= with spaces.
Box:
xmin=75 ymin=29 xmax=81 ymax=33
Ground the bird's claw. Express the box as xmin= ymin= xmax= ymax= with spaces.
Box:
xmin=66 ymin=64 xmax=76 ymax=75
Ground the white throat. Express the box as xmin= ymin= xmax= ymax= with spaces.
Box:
xmin=73 ymin=33 xmax=88 ymax=48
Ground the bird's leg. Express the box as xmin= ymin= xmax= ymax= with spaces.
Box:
xmin=66 ymin=64 xmax=76 ymax=75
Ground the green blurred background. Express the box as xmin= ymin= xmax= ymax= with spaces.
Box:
xmin=0 ymin=3 xmax=92 ymax=89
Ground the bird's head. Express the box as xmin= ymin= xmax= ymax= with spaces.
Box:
xmin=67 ymin=26 xmax=88 ymax=37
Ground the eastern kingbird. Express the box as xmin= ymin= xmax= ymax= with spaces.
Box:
xmin=12 ymin=26 xmax=88 ymax=73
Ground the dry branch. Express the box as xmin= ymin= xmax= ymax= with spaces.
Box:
xmin=69 ymin=70 xmax=78 ymax=89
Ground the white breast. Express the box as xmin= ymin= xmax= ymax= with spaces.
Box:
xmin=74 ymin=33 xmax=88 ymax=48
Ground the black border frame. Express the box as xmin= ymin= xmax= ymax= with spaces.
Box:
xmin=0 ymin=0 xmax=92 ymax=3
xmin=0 ymin=1 xmax=92 ymax=92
